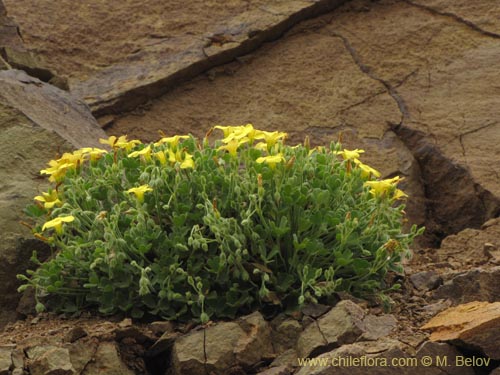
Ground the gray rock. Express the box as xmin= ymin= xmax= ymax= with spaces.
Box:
xmin=297 ymin=300 xmax=366 ymax=358
xmin=0 ymin=69 xmax=107 ymax=328
xmin=360 ymin=314 xmax=397 ymax=341
xmin=410 ymin=271 xmax=442 ymax=291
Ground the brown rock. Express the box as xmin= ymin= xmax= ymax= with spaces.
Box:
xmin=297 ymin=300 xmax=366 ymax=358
xmin=83 ymin=341 xmax=134 ymax=375
xmin=422 ymin=301 xmax=500 ymax=359
xmin=432 ymin=267 xmax=500 ymax=304
xmin=0 ymin=69 xmax=107 ymax=328
xmin=63 ymin=327 xmax=88 ymax=343
xmin=257 ymin=365 xmax=293 ymax=375
xmin=360 ymin=314 xmax=397 ymax=341
xmin=171 ymin=312 xmax=273 ymax=375
xmin=271 ymin=317 xmax=302 ymax=354
xmin=416 ymin=342 xmax=475 ymax=375
xmin=436 ymin=219 xmax=500 ymax=267
xmin=28 ymin=347 xmax=75 ymax=375
xmin=67 ymin=339 xmax=97 ymax=374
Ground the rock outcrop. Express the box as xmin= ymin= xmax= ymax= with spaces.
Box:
xmin=0 ymin=69 xmax=107 ymax=328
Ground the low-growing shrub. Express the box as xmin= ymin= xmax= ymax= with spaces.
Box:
xmin=19 ymin=124 xmax=422 ymax=322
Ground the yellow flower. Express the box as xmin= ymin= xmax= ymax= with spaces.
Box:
xmin=126 ymin=185 xmax=153 ymax=203
xmin=78 ymin=147 xmax=108 ymax=162
xmin=34 ymin=190 xmax=62 ymax=209
xmin=254 ymin=142 xmax=268 ymax=151
xmin=154 ymin=135 xmax=189 ymax=148
xmin=180 ymin=153 xmax=194 ymax=169
xmin=255 ymin=130 xmax=287 ymax=148
xmin=364 ymin=176 xmax=403 ymax=198
xmin=256 ymin=154 xmax=285 ymax=169
xmin=353 ymin=159 xmax=381 ymax=178
xmin=393 ymin=189 xmax=408 ymax=200
xmin=334 ymin=148 xmax=365 ymax=160
xmin=214 ymin=125 xmax=242 ymax=138
xmin=40 ymin=160 xmax=74 ymax=182
xmin=154 ymin=150 xmax=167 ymax=165
xmin=100 ymin=135 xmax=141 ymax=151
xmin=217 ymin=138 xmax=248 ymax=157
xmin=216 ymin=124 xmax=260 ymax=144
xmin=128 ymin=145 xmax=152 ymax=161
xmin=42 ymin=215 xmax=75 ymax=235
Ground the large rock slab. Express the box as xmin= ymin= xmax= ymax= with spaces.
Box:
xmin=4 ymin=0 xmax=350 ymax=115
xmin=106 ymin=0 xmax=500 ymax=246
xmin=0 ymin=69 xmax=107 ymax=328
xmin=422 ymin=301 xmax=500 ymax=360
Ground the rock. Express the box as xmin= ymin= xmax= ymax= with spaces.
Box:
xmin=170 ymin=328 xmax=206 ymax=375
xmin=235 ymin=311 xmax=274 ymax=367
xmin=422 ymin=301 xmax=500 ymax=359
xmin=296 ymin=300 xmax=366 ymax=358
xmin=0 ymin=348 xmax=12 ymax=375
xmin=257 ymin=365 xmax=293 ymax=375
xmin=67 ymin=339 xmax=97 ymax=374
xmin=63 ymin=327 xmax=88 ymax=343
xmin=171 ymin=311 xmax=273 ymax=375
xmin=0 ymin=69 xmax=107 ymax=328
xmin=146 ymin=331 xmax=179 ymax=357
xmin=436 ymin=219 xmax=500 ymax=267
xmin=432 ymin=267 xmax=500 ymax=304
xmin=295 ymin=338 xmax=411 ymax=375
xmin=271 ymin=317 xmax=302 ymax=354
xmin=302 ymin=303 xmax=331 ymax=318
xmin=360 ymin=314 xmax=397 ymax=341
xmin=271 ymin=349 xmax=298 ymax=368
xmin=83 ymin=341 xmax=134 ymax=375
xmin=416 ymin=342 xmax=475 ymax=375
xmin=150 ymin=321 xmax=174 ymax=336
xmin=28 ymin=347 xmax=75 ymax=375
xmin=0 ymin=0 xmax=56 ymax=82
xmin=410 ymin=271 xmax=442 ymax=291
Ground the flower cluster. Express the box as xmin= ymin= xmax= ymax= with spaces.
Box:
xmin=21 ymin=124 xmax=422 ymax=322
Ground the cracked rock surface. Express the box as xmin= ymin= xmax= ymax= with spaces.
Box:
xmin=99 ymin=0 xmax=500 ymax=244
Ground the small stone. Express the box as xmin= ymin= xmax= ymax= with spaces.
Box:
xmin=301 ymin=303 xmax=331 ymax=318
xmin=410 ymin=271 xmax=442 ymax=291
xmin=118 ymin=318 xmax=132 ymax=328
xmin=64 ymin=327 xmax=88 ymax=343
xmin=30 ymin=317 xmax=40 ymax=325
